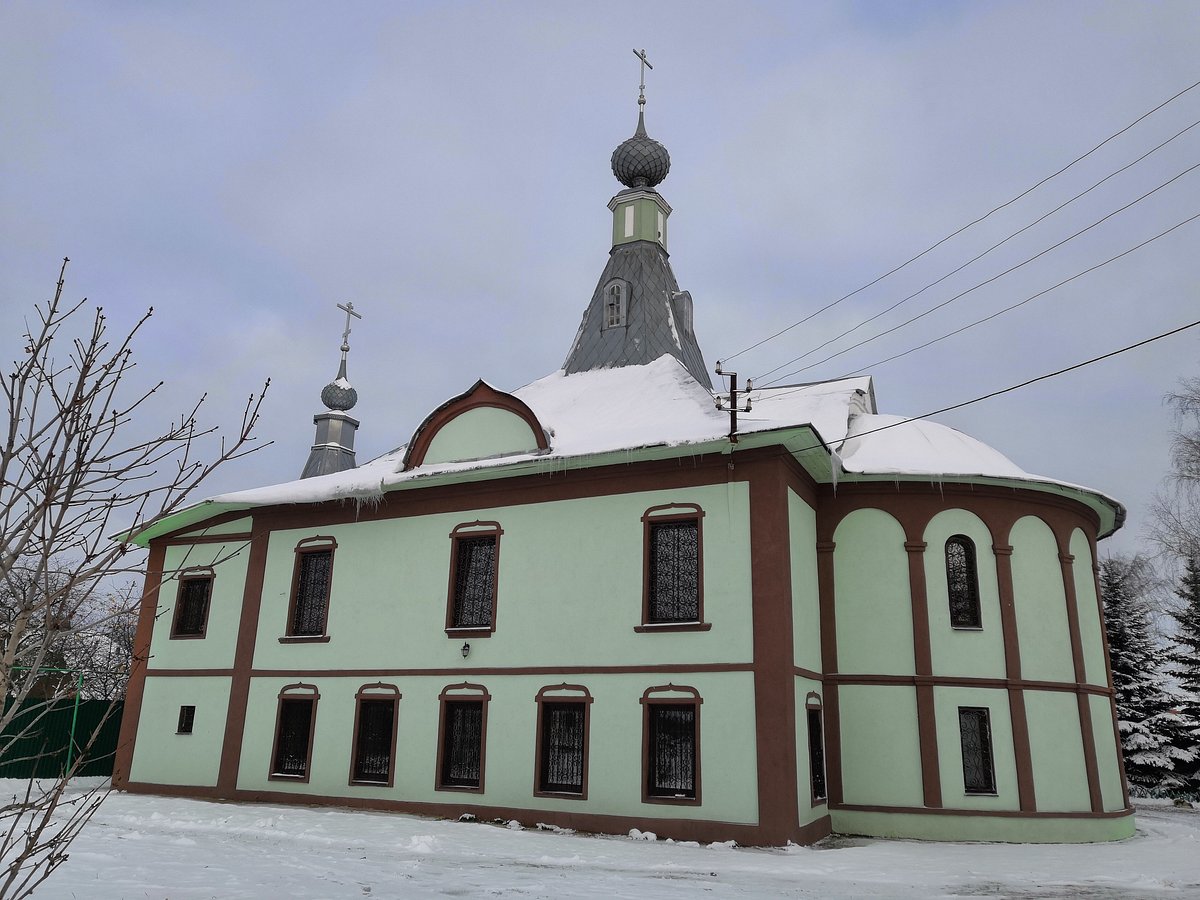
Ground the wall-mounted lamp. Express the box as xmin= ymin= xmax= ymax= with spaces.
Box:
xmin=461 ymin=642 xmax=471 ymax=659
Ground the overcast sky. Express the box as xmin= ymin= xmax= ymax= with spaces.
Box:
xmin=2 ymin=1 xmax=1198 ymax=557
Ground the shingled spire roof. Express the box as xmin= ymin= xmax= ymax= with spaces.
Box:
xmin=562 ymin=75 xmax=711 ymax=390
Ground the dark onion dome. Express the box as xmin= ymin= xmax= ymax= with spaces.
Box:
xmin=611 ymin=110 xmax=670 ymax=189
xmin=321 ymin=378 xmax=358 ymax=411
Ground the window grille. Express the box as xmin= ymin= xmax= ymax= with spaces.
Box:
xmin=174 ymin=577 xmax=212 ymax=636
xmin=441 ymin=701 xmax=483 ymax=788
xmin=647 ymin=704 xmax=696 ymax=799
xmin=352 ymin=699 xmax=395 ymax=784
xmin=177 ymin=705 xmax=196 ymax=734
xmin=958 ymin=707 xmax=996 ymax=794
xmin=538 ymin=702 xmax=585 ymax=794
xmin=452 ymin=537 xmax=496 ymax=628
xmin=291 ymin=550 xmax=332 ymax=636
xmin=272 ymin=698 xmax=314 ymax=777
xmin=648 ymin=521 xmax=699 ymax=622
xmin=946 ymin=536 xmax=982 ymax=629
xmin=605 ymin=282 xmax=626 ymax=328
xmin=807 ymin=708 xmax=827 ymax=801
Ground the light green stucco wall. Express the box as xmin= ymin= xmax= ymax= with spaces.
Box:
xmin=831 ymin=808 xmax=1135 ymax=843
xmin=251 ymin=483 xmax=752 ymax=672
xmin=838 ymin=685 xmax=923 ymax=807
xmin=129 ymin=676 xmax=231 ymax=787
xmin=1010 ymin=516 xmax=1074 ymax=684
xmin=150 ymin=541 xmax=250 ymax=670
xmin=236 ymin=672 xmax=759 ymax=824
xmin=1090 ymin=693 xmax=1125 ymax=811
xmin=611 ymin=196 xmax=667 ymax=247
xmin=933 ymin=686 xmax=1019 ymax=810
xmin=422 ymin=406 xmax=541 ymax=465
xmin=1071 ymin=530 xmax=1109 ymax=687
xmin=833 ymin=510 xmax=914 ymax=676
xmin=1025 ymin=690 xmax=1090 ymax=811
xmin=788 ymin=490 xmax=821 ymax=672
xmin=179 ymin=517 xmax=252 ymax=538
xmin=923 ymin=510 xmax=1006 ymax=679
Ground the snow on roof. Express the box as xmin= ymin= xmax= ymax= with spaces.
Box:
xmin=838 ymin=413 xmax=1031 ymax=479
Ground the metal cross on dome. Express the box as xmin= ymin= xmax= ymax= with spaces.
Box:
xmin=337 ymin=300 xmax=362 ymax=352
xmin=633 ymin=48 xmax=653 ymax=107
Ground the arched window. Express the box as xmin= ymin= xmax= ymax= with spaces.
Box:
xmin=603 ymin=281 xmax=626 ymax=328
xmin=945 ymin=535 xmax=982 ymax=629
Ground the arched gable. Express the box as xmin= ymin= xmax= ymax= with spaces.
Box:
xmin=402 ymin=381 xmax=550 ymax=471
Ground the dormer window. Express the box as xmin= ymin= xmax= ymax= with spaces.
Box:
xmin=604 ymin=280 xmax=627 ymax=329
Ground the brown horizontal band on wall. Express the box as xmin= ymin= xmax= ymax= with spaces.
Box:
xmin=144 ymin=662 xmax=757 ymax=678
xmin=793 ymin=666 xmax=823 ymax=681
xmin=120 ymin=779 xmax=833 ymax=846
xmin=830 ymin=801 xmax=1133 ymax=820
xmin=162 ymin=533 xmax=253 ymax=547
xmin=825 ymin=672 xmax=1113 ymax=696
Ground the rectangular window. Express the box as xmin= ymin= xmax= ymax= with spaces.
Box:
xmin=623 ymin=204 xmax=634 ymax=237
xmin=647 ymin=704 xmax=697 ymax=800
xmin=648 ymin=520 xmax=700 ymax=622
xmin=176 ymin=705 xmax=196 ymax=734
xmin=448 ymin=527 xmax=499 ymax=633
xmin=440 ymin=700 xmax=484 ymax=789
xmin=271 ymin=697 xmax=316 ymax=779
xmin=958 ymin=707 xmax=997 ymax=794
xmin=171 ymin=575 xmax=212 ymax=638
xmin=807 ymin=708 xmax=827 ymax=801
xmin=537 ymin=702 xmax=586 ymax=795
xmin=289 ymin=548 xmax=333 ymax=637
xmin=351 ymin=699 xmax=396 ymax=785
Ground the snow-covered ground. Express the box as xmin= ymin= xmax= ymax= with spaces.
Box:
xmin=26 ymin=783 xmax=1200 ymax=899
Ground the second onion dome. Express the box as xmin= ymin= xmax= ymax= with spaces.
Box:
xmin=611 ymin=109 xmax=671 ymax=190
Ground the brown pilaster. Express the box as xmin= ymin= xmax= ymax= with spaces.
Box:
xmin=993 ymin=542 xmax=1036 ymax=812
xmin=742 ymin=455 xmax=800 ymax=842
xmin=1088 ymin=536 xmax=1132 ymax=809
xmin=1058 ymin=549 xmax=1104 ymax=813
xmin=112 ymin=541 xmax=167 ymax=789
xmin=905 ymin=540 xmax=942 ymax=809
xmin=815 ymin=539 xmax=842 ymax=805
xmin=216 ymin=517 xmax=271 ymax=796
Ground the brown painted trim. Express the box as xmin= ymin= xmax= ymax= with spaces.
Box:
xmin=641 ymin=503 xmax=707 ymax=628
xmin=825 ymin=673 xmax=1113 ymax=696
xmin=830 ymin=802 xmax=1133 ymax=819
xmin=112 ymin=541 xmax=167 ymax=789
xmin=640 ymin=684 xmax=703 ymax=806
xmin=348 ymin=683 xmax=401 ymax=789
xmin=903 ymin=538 xmax=941 ymax=809
xmin=742 ymin=457 xmax=801 ymax=842
xmin=533 ymin=684 xmax=593 ymax=800
xmin=403 ymin=381 xmax=549 ymax=471
xmin=990 ymin=536 xmax=1036 ymax=813
xmin=1087 ymin=532 xmax=1132 ymax=809
xmin=435 ymin=682 xmax=491 ymax=794
xmin=815 ymin=537 xmax=843 ymax=808
xmin=445 ymin=522 xmax=502 ymax=636
xmin=162 ymin=533 xmax=253 ymax=547
xmin=168 ymin=567 xmax=216 ymax=640
xmin=267 ymin=683 xmax=320 ymax=784
xmin=145 ymin=662 xmax=756 ymax=678
xmin=122 ymin=779 xmax=832 ymax=846
xmin=216 ymin=517 xmax=271 ymax=796
xmin=285 ymin=536 xmax=337 ymax=639
xmin=793 ymin=666 xmax=824 ymax=682
xmin=156 ymin=509 xmax=258 ymax=543
xmin=1056 ymin=542 xmax=1103 ymax=814
xmin=1008 ymin=688 xmax=1036 ymax=812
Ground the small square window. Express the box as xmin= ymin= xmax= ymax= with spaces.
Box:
xmin=176 ymin=705 xmax=196 ymax=734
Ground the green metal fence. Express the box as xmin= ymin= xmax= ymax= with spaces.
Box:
xmin=0 ymin=696 xmax=124 ymax=778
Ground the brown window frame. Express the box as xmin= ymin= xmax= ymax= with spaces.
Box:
xmin=268 ymin=683 xmax=320 ymax=783
xmin=958 ymin=706 xmax=998 ymax=795
xmin=946 ymin=535 xmax=983 ymax=630
xmin=348 ymin=683 xmax=401 ymax=788
xmin=444 ymin=522 xmax=503 ymax=638
xmin=636 ymin=504 xmax=710 ymax=633
xmin=176 ymin=705 xmax=196 ymax=735
xmin=533 ymin=684 xmax=593 ymax=800
xmin=805 ymin=692 xmax=827 ymax=805
xmin=169 ymin=567 xmax=215 ymax=640
xmin=280 ymin=536 xmax=337 ymax=643
xmin=640 ymin=684 xmax=703 ymax=805
xmin=435 ymin=682 xmax=491 ymax=793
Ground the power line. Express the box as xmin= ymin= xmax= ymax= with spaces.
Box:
xmin=719 ymin=76 xmax=1200 ymax=366
xmin=757 ymin=159 xmax=1200 ymax=386
xmin=751 ymin=119 xmax=1200 ymax=382
xmin=754 ymin=318 xmax=1200 ymax=424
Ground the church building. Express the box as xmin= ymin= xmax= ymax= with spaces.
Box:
xmin=113 ymin=72 xmax=1134 ymax=845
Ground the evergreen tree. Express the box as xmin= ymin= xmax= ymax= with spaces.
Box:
xmin=1100 ymin=557 xmax=1193 ymax=794
xmin=1166 ymin=557 xmax=1200 ymax=794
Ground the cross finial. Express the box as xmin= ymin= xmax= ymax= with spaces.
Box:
xmin=336 ymin=301 xmax=363 ymax=354
xmin=633 ymin=48 xmax=653 ymax=109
